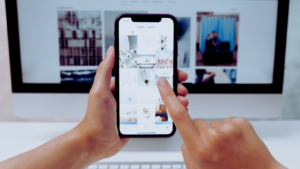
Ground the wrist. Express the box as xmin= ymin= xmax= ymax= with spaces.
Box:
xmin=70 ymin=123 xmax=106 ymax=163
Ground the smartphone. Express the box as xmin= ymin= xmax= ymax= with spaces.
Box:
xmin=115 ymin=14 xmax=178 ymax=138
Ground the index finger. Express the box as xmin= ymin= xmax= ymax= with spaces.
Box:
xmin=157 ymin=78 xmax=200 ymax=148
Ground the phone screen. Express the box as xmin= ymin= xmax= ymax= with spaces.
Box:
xmin=117 ymin=16 xmax=175 ymax=136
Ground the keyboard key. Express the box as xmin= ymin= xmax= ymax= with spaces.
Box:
xmin=162 ymin=165 xmax=171 ymax=169
xmin=182 ymin=164 xmax=186 ymax=169
xmin=99 ymin=165 xmax=108 ymax=169
xmin=131 ymin=165 xmax=140 ymax=169
xmin=151 ymin=165 xmax=161 ymax=169
xmin=120 ymin=165 xmax=130 ymax=169
xmin=141 ymin=165 xmax=150 ymax=169
xmin=88 ymin=165 xmax=98 ymax=169
xmin=172 ymin=165 xmax=181 ymax=168
xmin=109 ymin=165 xmax=119 ymax=169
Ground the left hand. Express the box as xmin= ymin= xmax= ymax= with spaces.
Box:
xmin=74 ymin=46 xmax=190 ymax=161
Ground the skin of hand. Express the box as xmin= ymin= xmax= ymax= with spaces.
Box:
xmin=205 ymin=33 xmax=212 ymax=42
xmin=0 ymin=46 xmax=189 ymax=169
xmin=211 ymin=40 xmax=217 ymax=47
xmin=157 ymin=78 xmax=287 ymax=169
xmin=205 ymin=33 xmax=216 ymax=47
xmin=202 ymin=72 xmax=215 ymax=83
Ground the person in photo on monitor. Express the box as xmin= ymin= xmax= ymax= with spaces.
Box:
xmin=0 ymin=46 xmax=287 ymax=169
xmin=205 ymin=31 xmax=221 ymax=50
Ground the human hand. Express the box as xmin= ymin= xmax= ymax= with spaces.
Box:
xmin=74 ymin=46 xmax=189 ymax=161
xmin=203 ymin=72 xmax=215 ymax=83
xmin=157 ymin=78 xmax=287 ymax=169
xmin=73 ymin=46 xmax=128 ymax=162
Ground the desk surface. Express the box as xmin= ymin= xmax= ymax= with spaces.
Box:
xmin=0 ymin=121 xmax=300 ymax=168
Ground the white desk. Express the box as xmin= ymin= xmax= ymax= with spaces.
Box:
xmin=0 ymin=121 xmax=300 ymax=168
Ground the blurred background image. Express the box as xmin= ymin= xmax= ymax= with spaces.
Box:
xmin=58 ymin=11 xmax=103 ymax=84
xmin=58 ymin=11 xmax=102 ymax=66
xmin=60 ymin=70 xmax=96 ymax=83
xmin=196 ymin=12 xmax=239 ymax=66
xmin=195 ymin=69 xmax=237 ymax=84
xmin=177 ymin=17 xmax=191 ymax=68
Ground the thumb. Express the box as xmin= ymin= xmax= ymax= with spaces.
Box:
xmin=91 ymin=46 xmax=115 ymax=92
xmin=87 ymin=46 xmax=116 ymax=122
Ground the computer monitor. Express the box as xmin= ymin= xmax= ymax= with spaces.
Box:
xmin=6 ymin=0 xmax=289 ymax=119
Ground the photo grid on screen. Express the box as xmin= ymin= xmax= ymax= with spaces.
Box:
xmin=119 ymin=34 xmax=174 ymax=127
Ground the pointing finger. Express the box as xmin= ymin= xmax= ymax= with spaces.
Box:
xmin=158 ymin=78 xmax=199 ymax=149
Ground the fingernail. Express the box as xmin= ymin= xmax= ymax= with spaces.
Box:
xmin=158 ymin=78 xmax=168 ymax=87
xmin=107 ymin=46 xmax=113 ymax=56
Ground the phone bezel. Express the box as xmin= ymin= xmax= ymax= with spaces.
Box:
xmin=114 ymin=14 xmax=178 ymax=138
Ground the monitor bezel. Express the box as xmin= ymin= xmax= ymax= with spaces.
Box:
xmin=6 ymin=0 xmax=289 ymax=94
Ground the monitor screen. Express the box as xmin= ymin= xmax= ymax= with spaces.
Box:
xmin=16 ymin=0 xmax=278 ymax=85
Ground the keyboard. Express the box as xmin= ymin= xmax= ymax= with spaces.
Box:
xmin=86 ymin=162 xmax=186 ymax=169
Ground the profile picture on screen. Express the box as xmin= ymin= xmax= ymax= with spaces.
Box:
xmin=196 ymin=12 xmax=239 ymax=67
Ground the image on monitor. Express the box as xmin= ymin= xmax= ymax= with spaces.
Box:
xmin=196 ymin=12 xmax=239 ymax=67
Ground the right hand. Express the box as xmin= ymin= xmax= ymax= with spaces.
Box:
xmin=157 ymin=78 xmax=287 ymax=169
